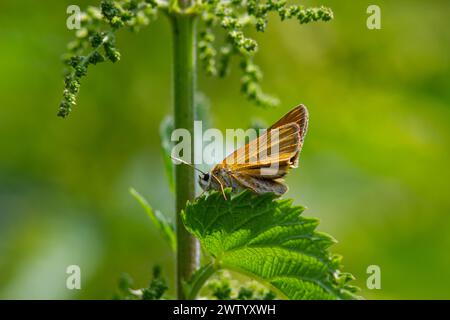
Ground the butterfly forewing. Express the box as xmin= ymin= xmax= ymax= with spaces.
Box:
xmin=210 ymin=105 xmax=309 ymax=197
xmin=220 ymin=105 xmax=308 ymax=171
xmin=222 ymin=123 xmax=300 ymax=174
xmin=269 ymin=104 xmax=308 ymax=167
xmin=270 ymin=104 xmax=309 ymax=134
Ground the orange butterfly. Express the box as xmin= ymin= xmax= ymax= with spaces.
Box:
xmin=197 ymin=104 xmax=309 ymax=198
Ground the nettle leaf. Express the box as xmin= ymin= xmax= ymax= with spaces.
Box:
xmin=182 ymin=190 xmax=359 ymax=300
xmin=130 ymin=188 xmax=176 ymax=251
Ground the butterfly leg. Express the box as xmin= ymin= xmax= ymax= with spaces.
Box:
xmin=212 ymin=174 xmax=227 ymax=200
xmin=198 ymin=189 xmax=206 ymax=198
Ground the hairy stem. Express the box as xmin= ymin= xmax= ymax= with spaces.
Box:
xmin=171 ymin=9 xmax=199 ymax=299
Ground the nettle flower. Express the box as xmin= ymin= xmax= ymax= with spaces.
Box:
xmin=59 ymin=0 xmax=333 ymax=117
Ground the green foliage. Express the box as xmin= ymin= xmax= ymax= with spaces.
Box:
xmin=182 ymin=190 xmax=359 ymax=300
xmin=159 ymin=116 xmax=176 ymax=193
xmin=183 ymin=264 xmax=276 ymax=299
xmin=206 ymin=271 xmax=277 ymax=300
xmin=197 ymin=0 xmax=333 ymax=107
xmin=58 ymin=0 xmax=333 ymax=117
xmin=58 ymin=0 xmax=160 ymax=117
xmin=141 ymin=266 xmax=169 ymax=300
xmin=130 ymin=188 xmax=176 ymax=251
xmin=114 ymin=266 xmax=169 ymax=300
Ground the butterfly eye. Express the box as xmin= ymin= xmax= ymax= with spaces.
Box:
xmin=203 ymin=173 xmax=210 ymax=181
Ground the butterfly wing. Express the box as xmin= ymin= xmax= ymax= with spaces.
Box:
xmin=230 ymin=172 xmax=288 ymax=196
xmin=219 ymin=122 xmax=300 ymax=178
xmin=211 ymin=105 xmax=308 ymax=196
xmin=270 ymin=104 xmax=309 ymax=133
xmin=219 ymin=105 xmax=308 ymax=176
xmin=269 ymin=104 xmax=308 ymax=168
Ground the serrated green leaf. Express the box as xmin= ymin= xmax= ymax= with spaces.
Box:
xmin=130 ymin=188 xmax=176 ymax=251
xmin=182 ymin=190 xmax=359 ymax=300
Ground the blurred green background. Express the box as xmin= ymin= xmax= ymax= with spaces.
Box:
xmin=1 ymin=0 xmax=449 ymax=299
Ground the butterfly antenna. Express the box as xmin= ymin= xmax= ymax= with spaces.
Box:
xmin=170 ymin=156 xmax=206 ymax=175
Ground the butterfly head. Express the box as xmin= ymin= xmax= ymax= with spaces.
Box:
xmin=199 ymin=172 xmax=211 ymax=191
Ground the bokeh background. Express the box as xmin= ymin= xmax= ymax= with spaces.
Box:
xmin=1 ymin=0 xmax=449 ymax=299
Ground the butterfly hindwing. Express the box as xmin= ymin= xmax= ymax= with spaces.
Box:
xmin=231 ymin=172 xmax=288 ymax=196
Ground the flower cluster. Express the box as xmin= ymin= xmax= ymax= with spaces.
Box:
xmin=197 ymin=0 xmax=333 ymax=107
xmin=205 ymin=271 xmax=276 ymax=300
xmin=58 ymin=0 xmax=159 ymax=118
xmin=114 ymin=266 xmax=168 ymax=300
xmin=59 ymin=0 xmax=333 ymax=117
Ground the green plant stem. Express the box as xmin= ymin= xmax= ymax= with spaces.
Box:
xmin=171 ymin=8 xmax=199 ymax=299
xmin=187 ymin=263 xmax=217 ymax=299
